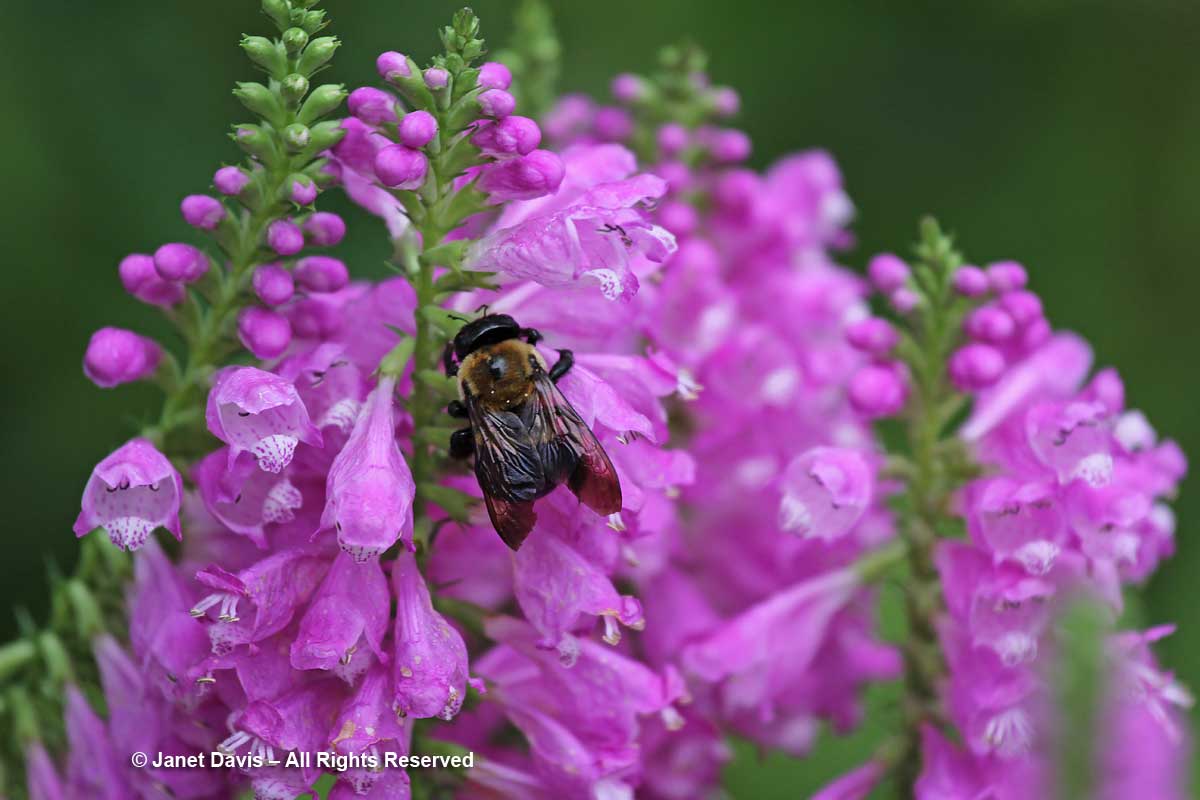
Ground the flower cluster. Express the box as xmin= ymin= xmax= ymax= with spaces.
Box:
xmin=813 ymin=228 xmax=1192 ymax=797
xmin=11 ymin=2 xmax=1191 ymax=799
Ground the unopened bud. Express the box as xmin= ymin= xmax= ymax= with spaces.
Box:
xmin=153 ymin=243 xmax=208 ymax=283
xmin=282 ymin=27 xmax=308 ymax=54
xmin=306 ymin=119 xmax=346 ymax=151
xmin=297 ymin=36 xmax=340 ymax=75
xmin=288 ymin=175 xmax=317 ymax=205
xmin=241 ymin=35 xmax=287 ymax=77
xmin=234 ymin=124 xmax=274 ymax=160
xmin=238 ymin=307 xmax=292 ymax=360
xmin=297 ymin=84 xmax=347 ymax=125
xmin=233 ymin=82 xmax=284 ymax=126
xmin=376 ymin=51 xmax=412 ymax=80
xmin=284 ymin=123 xmax=311 ymax=151
xmin=281 ymin=73 xmax=309 ymax=105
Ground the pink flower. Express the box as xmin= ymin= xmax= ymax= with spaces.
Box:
xmin=391 ymin=551 xmax=471 ymax=720
xmin=318 ymin=374 xmax=414 ymax=560
xmin=205 ymin=366 xmax=322 ymax=474
xmin=466 ymin=153 xmax=675 ymax=300
xmin=73 ymin=438 xmax=182 ymax=550
xmin=291 ymin=552 xmax=389 ymax=677
xmin=778 ymin=447 xmax=875 ymax=541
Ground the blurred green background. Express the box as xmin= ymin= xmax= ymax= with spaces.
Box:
xmin=2 ymin=0 xmax=1198 ymax=795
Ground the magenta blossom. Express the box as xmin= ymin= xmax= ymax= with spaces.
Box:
xmin=318 ymin=374 xmax=414 ymax=560
xmin=205 ymin=366 xmax=323 ymax=474
xmin=466 ymin=147 xmax=675 ymax=300
xmin=73 ymin=438 xmax=182 ymax=550
xmin=391 ymin=551 xmax=472 ymax=720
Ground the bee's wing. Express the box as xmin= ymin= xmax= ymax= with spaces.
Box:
xmin=466 ymin=399 xmax=544 ymax=550
xmin=482 ymin=492 xmax=538 ymax=551
xmin=528 ymin=371 xmax=623 ymax=516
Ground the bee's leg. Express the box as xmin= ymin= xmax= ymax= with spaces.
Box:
xmin=446 ymin=400 xmax=469 ymax=419
xmin=449 ymin=427 xmax=474 ymax=459
xmin=549 ymin=348 xmax=574 ymax=383
xmin=442 ymin=341 xmax=458 ymax=376
xmin=520 ymin=327 xmax=543 ymax=346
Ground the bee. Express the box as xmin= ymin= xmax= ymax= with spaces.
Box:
xmin=443 ymin=313 xmax=622 ymax=549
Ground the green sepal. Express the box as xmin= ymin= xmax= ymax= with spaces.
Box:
xmin=379 ymin=337 xmax=415 ymax=378
xmin=292 ymin=119 xmax=345 ymax=162
xmin=297 ymin=83 xmax=346 ymax=125
xmin=420 ymin=240 xmax=469 ymax=271
xmin=296 ymin=36 xmax=339 ymax=75
xmin=419 ymin=305 xmax=468 ymax=337
xmin=233 ymin=82 xmax=286 ymax=128
xmin=261 ymin=0 xmax=291 ymax=31
xmin=281 ymin=27 xmax=309 ymax=54
xmin=300 ymin=9 xmax=328 ymax=34
xmin=241 ymin=35 xmax=288 ymax=78
xmin=415 ymin=370 xmax=460 ymax=401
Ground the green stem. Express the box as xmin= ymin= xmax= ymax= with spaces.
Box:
xmin=893 ymin=218 xmax=970 ymax=798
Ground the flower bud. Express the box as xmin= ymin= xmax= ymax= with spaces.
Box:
xmin=119 ymin=254 xmax=184 ymax=307
xmin=234 ymin=124 xmax=274 ymax=160
xmin=889 ymin=287 xmax=919 ymax=314
xmin=304 ymin=212 xmax=347 ymax=247
xmin=347 ymin=87 xmax=397 ymax=125
xmin=298 ymin=85 xmax=348 ymax=126
xmin=868 ymin=253 xmax=909 ymax=293
xmin=295 ymin=255 xmax=349 ymax=293
xmin=952 ymin=265 xmax=989 ymax=297
xmin=237 ymin=307 xmax=292 ymax=360
xmin=986 ymin=260 xmax=1028 ymax=292
xmin=280 ymin=73 xmax=309 ymax=105
xmin=848 ymin=364 xmax=908 ymax=418
xmin=282 ymin=27 xmax=308 ymax=54
xmin=949 ymin=343 xmax=1006 ymax=392
xmin=288 ymin=176 xmax=318 ymax=205
xmin=306 ymin=119 xmax=347 ymax=151
xmin=477 ymin=149 xmax=565 ymax=201
xmin=656 ymin=123 xmax=688 ymax=157
xmin=611 ymin=73 xmax=647 ymax=103
xmin=83 ymin=327 xmax=162 ymax=388
xmin=153 ymin=243 xmax=208 ymax=282
xmin=180 ymin=195 xmax=225 ymax=230
xmin=658 ymin=200 xmax=698 ymax=237
xmin=964 ymin=305 xmax=1016 ymax=343
xmin=423 ymin=67 xmax=449 ymax=90
xmin=470 ymin=116 xmax=540 ymax=155
xmin=376 ymin=51 xmax=411 ymax=79
xmin=999 ymin=289 xmax=1043 ymax=326
xmin=241 ymin=35 xmax=286 ymax=76
xmin=477 ymin=89 xmax=516 ymax=119
xmin=213 ymin=165 xmax=249 ymax=196
xmin=284 ymin=123 xmax=311 ymax=150
xmin=398 ymin=110 xmax=438 ymax=148
xmin=478 ymin=61 xmax=512 ymax=90
xmin=845 ymin=317 xmax=899 ymax=356
xmin=233 ymin=82 xmax=282 ymax=124
xmin=374 ymin=145 xmax=428 ymax=189
xmin=710 ymin=86 xmax=740 ymax=117
xmin=709 ymin=128 xmax=751 ymax=163
xmin=267 ymin=219 xmax=305 ymax=255
xmin=253 ymin=263 xmax=294 ymax=306
xmin=297 ymin=36 xmax=340 ymax=75
xmin=593 ymin=106 xmax=633 ymax=141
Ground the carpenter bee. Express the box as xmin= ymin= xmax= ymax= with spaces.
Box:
xmin=443 ymin=313 xmax=622 ymax=550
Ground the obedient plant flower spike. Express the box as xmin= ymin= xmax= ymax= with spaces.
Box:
xmin=132 ymin=0 xmax=346 ymax=455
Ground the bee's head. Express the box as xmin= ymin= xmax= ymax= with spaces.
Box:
xmin=453 ymin=313 xmax=521 ymax=360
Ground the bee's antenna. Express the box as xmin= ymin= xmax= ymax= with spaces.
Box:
xmin=474 ymin=303 xmax=491 ymax=315
xmin=448 ymin=314 xmax=470 ymax=323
